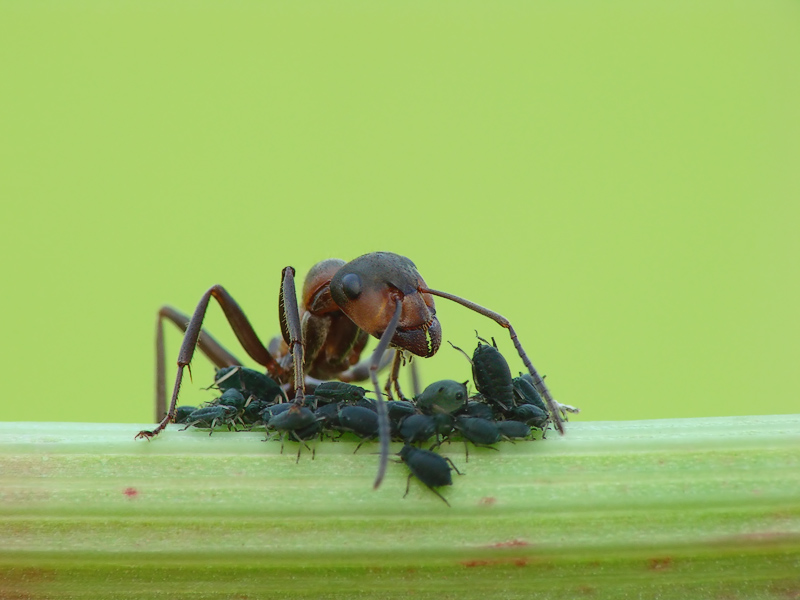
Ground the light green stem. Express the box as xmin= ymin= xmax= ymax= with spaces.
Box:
xmin=2 ymin=416 xmax=799 ymax=599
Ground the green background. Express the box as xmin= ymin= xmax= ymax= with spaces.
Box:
xmin=1 ymin=1 xmax=798 ymax=424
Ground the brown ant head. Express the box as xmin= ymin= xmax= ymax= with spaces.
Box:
xmin=330 ymin=252 xmax=442 ymax=357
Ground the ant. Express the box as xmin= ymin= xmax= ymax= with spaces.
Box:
xmin=138 ymin=251 xmax=571 ymax=489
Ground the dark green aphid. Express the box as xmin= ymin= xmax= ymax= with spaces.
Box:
xmin=461 ymin=400 xmax=494 ymax=420
xmin=512 ymin=375 xmax=548 ymax=413
xmin=181 ymin=405 xmax=238 ymax=435
xmin=398 ymin=444 xmax=462 ymax=507
xmin=313 ymin=381 xmax=368 ymax=403
xmin=497 ymin=419 xmax=532 ymax=440
xmin=454 ymin=416 xmax=501 ymax=461
xmin=338 ymin=405 xmax=379 ymax=451
xmin=241 ymin=398 xmax=270 ymax=425
xmin=386 ymin=400 xmax=416 ymax=421
xmin=338 ymin=405 xmax=379 ymax=436
xmin=470 ymin=337 xmax=514 ymax=411
xmin=416 ymin=380 xmax=468 ymax=415
xmin=431 ymin=413 xmax=455 ymax=438
xmin=450 ymin=336 xmax=514 ymax=411
xmin=261 ymin=402 xmax=293 ymax=421
xmin=512 ymin=403 xmax=550 ymax=431
xmin=399 ymin=414 xmax=437 ymax=445
xmin=314 ymin=402 xmax=343 ymax=430
xmin=214 ymin=366 xmax=286 ymax=404
xmin=174 ymin=405 xmax=197 ymax=424
xmin=266 ymin=404 xmax=318 ymax=462
xmin=214 ymin=388 xmax=249 ymax=411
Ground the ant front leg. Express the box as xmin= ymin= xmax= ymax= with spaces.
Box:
xmin=421 ymin=287 xmax=575 ymax=435
xmin=368 ymin=298 xmax=404 ymax=490
xmin=137 ymin=283 xmax=293 ymax=441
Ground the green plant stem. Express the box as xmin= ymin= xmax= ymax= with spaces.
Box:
xmin=1 ymin=416 xmax=799 ymax=599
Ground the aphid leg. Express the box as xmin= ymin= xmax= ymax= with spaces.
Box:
xmin=368 ymin=298 xmax=403 ymax=490
xmin=423 ymin=287 xmax=570 ymax=435
xmin=427 ymin=486 xmax=451 ymax=507
xmin=155 ymin=306 xmax=243 ymax=423
xmin=444 ymin=456 xmax=463 ymax=476
xmin=279 ymin=267 xmax=306 ymax=407
xmin=403 ymin=473 xmax=413 ymax=499
xmin=353 ymin=438 xmax=373 ymax=454
xmin=138 ymin=286 xmax=286 ymax=441
xmin=289 ymin=431 xmax=312 ymax=463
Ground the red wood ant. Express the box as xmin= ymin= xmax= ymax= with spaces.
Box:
xmin=138 ymin=251 xmax=572 ymax=489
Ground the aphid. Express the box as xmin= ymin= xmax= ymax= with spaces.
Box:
xmin=453 ymin=416 xmax=502 ymax=462
xmin=314 ymin=402 xmax=343 ymax=431
xmin=416 ymin=380 xmax=468 ymax=415
xmin=213 ymin=388 xmax=249 ymax=411
xmin=337 ymin=405 xmax=379 ymax=452
xmin=180 ymin=405 xmax=239 ymax=435
xmin=398 ymin=413 xmax=437 ymax=445
xmin=452 ymin=336 xmax=514 ymax=411
xmin=512 ymin=375 xmax=548 ymax=413
xmin=214 ymin=366 xmax=286 ymax=404
xmin=460 ymin=400 xmax=495 ymax=421
xmin=312 ymin=381 xmax=368 ymax=403
xmin=266 ymin=404 xmax=318 ymax=462
xmin=144 ymin=251 xmax=568 ymax=489
xmin=398 ymin=444 xmax=462 ymax=507
xmin=496 ymin=420 xmax=532 ymax=440
xmin=512 ymin=404 xmax=550 ymax=432
xmin=174 ymin=405 xmax=197 ymax=424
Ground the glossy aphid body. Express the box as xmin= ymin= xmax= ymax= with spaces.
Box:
xmin=496 ymin=420 xmax=532 ymax=441
xmin=180 ymin=404 xmax=239 ymax=435
xmin=398 ymin=413 xmax=437 ymax=445
xmin=398 ymin=444 xmax=462 ymax=507
xmin=266 ymin=404 xmax=318 ymax=462
xmin=453 ymin=416 xmax=502 ymax=462
xmin=415 ymin=380 xmax=468 ymax=415
xmin=142 ymin=251 xmax=571 ymax=490
xmin=451 ymin=336 xmax=515 ymax=411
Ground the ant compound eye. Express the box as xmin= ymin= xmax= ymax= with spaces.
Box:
xmin=341 ymin=273 xmax=362 ymax=300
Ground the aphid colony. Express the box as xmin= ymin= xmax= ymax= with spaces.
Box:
xmin=175 ymin=336 xmax=556 ymax=506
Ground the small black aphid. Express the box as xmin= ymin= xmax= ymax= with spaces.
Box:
xmin=313 ymin=381 xmax=368 ymax=403
xmin=454 ymin=416 xmax=501 ymax=461
xmin=174 ymin=405 xmax=197 ymax=424
xmin=215 ymin=388 xmax=249 ymax=411
xmin=512 ymin=404 xmax=550 ymax=432
xmin=398 ymin=444 xmax=462 ymax=507
xmin=338 ymin=405 xmax=379 ymax=452
xmin=399 ymin=413 xmax=437 ymax=445
xmin=512 ymin=375 xmax=548 ymax=413
xmin=215 ymin=366 xmax=286 ymax=404
xmin=267 ymin=405 xmax=318 ymax=462
xmin=181 ymin=405 xmax=238 ymax=435
xmin=496 ymin=420 xmax=532 ymax=440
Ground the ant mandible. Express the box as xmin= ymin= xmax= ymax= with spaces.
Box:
xmin=137 ymin=251 xmax=570 ymax=489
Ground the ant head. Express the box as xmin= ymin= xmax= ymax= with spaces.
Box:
xmin=330 ymin=252 xmax=442 ymax=358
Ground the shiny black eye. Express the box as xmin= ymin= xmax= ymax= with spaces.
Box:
xmin=341 ymin=273 xmax=362 ymax=300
